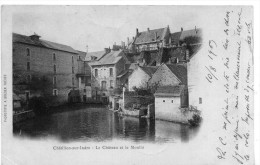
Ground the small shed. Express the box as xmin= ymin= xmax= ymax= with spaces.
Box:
xmin=154 ymin=85 xmax=188 ymax=122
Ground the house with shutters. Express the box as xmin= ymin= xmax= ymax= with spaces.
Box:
xmin=90 ymin=50 xmax=130 ymax=102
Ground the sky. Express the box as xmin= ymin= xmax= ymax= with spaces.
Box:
xmin=12 ymin=6 xmax=203 ymax=52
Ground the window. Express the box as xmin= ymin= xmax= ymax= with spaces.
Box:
xmin=26 ymin=48 xmax=30 ymax=56
xmin=25 ymin=91 xmax=30 ymax=102
xmin=27 ymin=75 xmax=31 ymax=83
xmin=72 ymin=67 xmax=74 ymax=74
xmin=199 ymin=97 xmax=202 ymax=104
xmin=171 ymin=100 xmax=173 ymax=103
xmin=53 ymin=89 xmax=58 ymax=96
xmin=110 ymin=68 xmax=113 ymax=77
xmin=53 ymin=65 xmax=56 ymax=73
xmin=110 ymin=80 xmax=114 ymax=88
xmin=27 ymin=62 xmax=30 ymax=71
xmin=72 ymin=56 xmax=74 ymax=64
xmin=163 ymin=100 xmax=165 ymax=102
xmin=78 ymin=55 xmax=81 ymax=60
xmin=101 ymin=81 xmax=107 ymax=90
xmin=95 ymin=69 xmax=98 ymax=77
xmin=53 ymin=76 xmax=57 ymax=85
xmin=72 ymin=77 xmax=74 ymax=86
xmin=53 ymin=53 xmax=56 ymax=61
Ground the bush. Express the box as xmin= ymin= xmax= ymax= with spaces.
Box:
xmin=188 ymin=114 xmax=202 ymax=127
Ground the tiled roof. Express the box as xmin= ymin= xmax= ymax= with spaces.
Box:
xmin=84 ymin=50 xmax=106 ymax=61
xmin=140 ymin=66 xmax=159 ymax=77
xmin=170 ymin=32 xmax=182 ymax=45
xmin=13 ymin=33 xmax=78 ymax=54
xmin=154 ymin=85 xmax=184 ymax=97
xmin=91 ymin=50 xmax=124 ymax=66
xmin=166 ymin=64 xmax=187 ymax=84
xmin=179 ymin=28 xmax=202 ymax=41
xmin=134 ymin=27 xmax=167 ymax=45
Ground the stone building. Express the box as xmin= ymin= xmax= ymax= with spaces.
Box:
xmin=149 ymin=64 xmax=187 ymax=89
xmin=90 ymin=50 xmax=130 ymax=102
xmin=187 ymin=46 xmax=204 ymax=110
xmin=154 ymin=85 xmax=189 ymax=123
xmin=128 ymin=65 xmax=158 ymax=91
xmin=76 ymin=51 xmax=92 ymax=102
xmin=132 ymin=26 xmax=171 ymax=52
xmin=170 ymin=27 xmax=202 ymax=46
xmin=13 ymin=33 xmax=81 ymax=106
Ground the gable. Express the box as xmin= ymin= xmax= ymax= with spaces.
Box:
xmin=149 ymin=64 xmax=181 ymax=86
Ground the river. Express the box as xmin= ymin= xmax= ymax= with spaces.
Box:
xmin=13 ymin=105 xmax=200 ymax=143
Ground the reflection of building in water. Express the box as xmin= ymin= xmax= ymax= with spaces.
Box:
xmin=155 ymin=120 xmax=198 ymax=143
xmin=113 ymin=116 xmax=155 ymax=142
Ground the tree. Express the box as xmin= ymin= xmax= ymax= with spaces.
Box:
xmin=182 ymin=36 xmax=202 ymax=45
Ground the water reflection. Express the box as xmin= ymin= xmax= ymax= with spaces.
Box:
xmin=13 ymin=106 xmax=199 ymax=143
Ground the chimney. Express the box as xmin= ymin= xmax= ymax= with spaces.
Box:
xmin=181 ymin=27 xmax=183 ymax=32
xmin=29 ymin=32 xmax=41 ymax=41
xmin=104 ymin=48 xmax=109 ymax=53
xmin=114 ymin=42 xmax=116 ymax=46
xmin=121 ymin=41 xmax=125 ymax=49
xmin=86 ymin=45 xmax=88 ymax=54
xmin=186 ymin=49 xmax=190 ymax=60
xmin=127 ymin=37 xmax=130 ymax=46
xmin=147 ymin=28 xmax=150 ymax=32
xmin=155 ymin=32 xmax=158 ymax=41
xmin=136 ymin=28 xmax=139 ymax=36
xmin=195 ymin=26 xmax=197 ymax=34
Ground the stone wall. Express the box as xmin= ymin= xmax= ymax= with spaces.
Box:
xmin=13 ymin=42 xmax=79 ymax=106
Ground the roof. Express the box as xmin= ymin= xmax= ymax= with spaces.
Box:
xmin=134 ymin=27 xmax=168 ymax=45
xmin=84 ymin=50 xmax=106 ymax=61
xmin=179 ymin=28 xmax=202 ymax=41
xmin=140 ymin=66 xmax=158 ymax=77
xmin=170 ymin=32 xmax=182 ymax=45
xmin=91 ymin=50 xmax=124 ymax=66
xmin=154 ymin=85 xmax=184 ymax=97
xmin=166 ymin=64 xmax=187 ymax=84
xmin=13 ymin=33 xmax=78 ymax=54
xmin=77 ymin=50 xmax=87 ymax=60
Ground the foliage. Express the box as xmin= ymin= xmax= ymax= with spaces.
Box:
xmin=28 ymin=96 xmax=48 ymax=115
xmin=132 ymin=86 xmax=151 ymax=96
xmin=188 ymin=114 xmax=202 ymax=127
xmin=182 ymin=36 xmax=202 ymax=45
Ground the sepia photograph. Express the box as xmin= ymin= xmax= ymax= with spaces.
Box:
xmin=1 ymin=4 xmax=258 ymax=165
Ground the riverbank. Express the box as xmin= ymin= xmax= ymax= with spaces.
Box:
xmin=45 ymin=103 xmax=107 ymax=115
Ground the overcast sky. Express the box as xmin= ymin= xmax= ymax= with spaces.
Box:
xmin=12 ymin=6 xmax=204 ymax=52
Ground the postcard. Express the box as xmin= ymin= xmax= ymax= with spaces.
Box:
xmin=1 ymin=5 xmax=258 ymax=165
